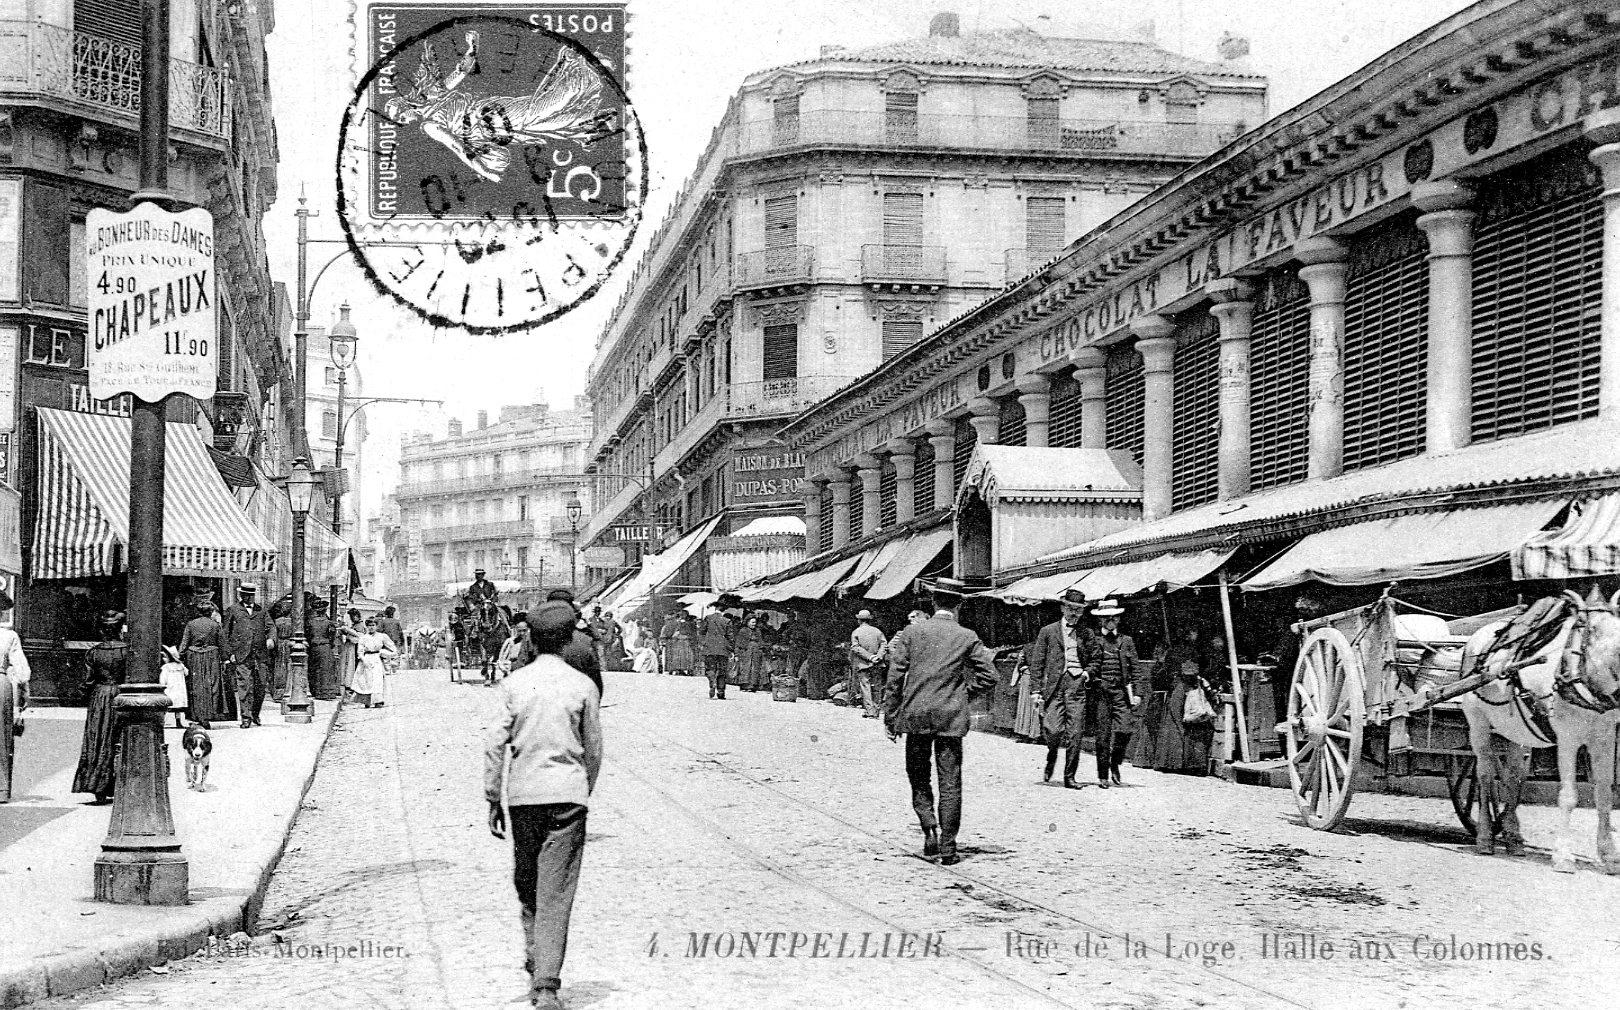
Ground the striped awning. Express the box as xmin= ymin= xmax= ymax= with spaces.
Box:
xmin=243 ymin=471 xmax=353 ymax=595
xmin=33 ymin=408 xmax=279 ymax=579
xmin=1514 ymin=494 xmax=1620 ymax=580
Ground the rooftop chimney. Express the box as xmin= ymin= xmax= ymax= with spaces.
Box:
xmin=928 ymin=12 xmax=959 ymax=38
xmin=476 ymin=410 xmax=488 ymax=429
xmin=1217 ymin=31 xmax=1250 ymax=61
xmin=448 ymin=418 xmax=463 ymax=438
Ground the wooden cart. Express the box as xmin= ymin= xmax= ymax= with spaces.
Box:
xmin=1280 ymin=594 xmax=1527 ymax=833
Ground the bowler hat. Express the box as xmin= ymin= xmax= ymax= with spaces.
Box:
xmin=1091 ymin=598 xmax=1125 ymax=617
xmin=99 ymin=609 xmax=126 ymax=626
xmin=1060 ymin=588 xmax=1087 ymax=606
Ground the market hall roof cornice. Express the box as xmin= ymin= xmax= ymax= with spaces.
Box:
xmin=779 ymin=0 xmax=1620 ymax=457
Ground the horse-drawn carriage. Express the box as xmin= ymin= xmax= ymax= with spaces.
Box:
xmin=447 ymin=599 xmax=511 ymax=684
xmin=1280 ymin=588 xmax=1620 ymax=871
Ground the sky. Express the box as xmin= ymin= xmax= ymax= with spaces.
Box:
xmin=262 ymin=0 xmax=1481 ymax=523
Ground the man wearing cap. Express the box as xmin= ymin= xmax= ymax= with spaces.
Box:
xmin=849 ymin=610 xmax=888 ymax=719
xmin=883 ymin=578 xmax=999 ymax=865
xmin=1084 ymin=599 xmax=1140 ymax=787
xmin=697 ymin=600 xmax=736 ymax=700
xmin=223 ymin=584 xmax=272 ymax=728
xmin=484 ymin=601 xmax=603 ymax=1010
xmin=546 ymin=589 xmax=604 ymax=699
xmin=1027 ymin=589 xmax=1093 ymax=788
xmin=466 ymin=569 xmax=500 ymax=607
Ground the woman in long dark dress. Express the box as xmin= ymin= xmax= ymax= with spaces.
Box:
xmin=734 ymin=616 xmax=765 ymax=691
xmin=180 ymin=599 xmax=226 ymax=726
xmin=72 ymin=611 xmax=127 ymax=803
xmin=307 ymin=601 xmax=340 ymax=700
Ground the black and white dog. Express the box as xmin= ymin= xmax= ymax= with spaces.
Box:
xmin=181 ymin=722 xmax=213 ymax=791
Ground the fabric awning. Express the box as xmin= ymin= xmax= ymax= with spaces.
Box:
xmin=839 ymin=540 xmax=908 ymax=591
xmin=745 ymin=554 xmax=862 ymax=603
xmin=865 ymin=527 xmax=954 ymax=600
xmin=243 ymin=471 xmax=353 ymax=594
xmin=444 ymin=579 xmax=523 ymax=599
xmin=0 ymin=485 xmax=20 ymax=576
xmin=1514 ymin=494 xmax=1620 ymax=580
xmin=33 ymin=408 xmax=278 ymax=579
xmin=983 ymin=570 xmax=1087 ymax=605
xmin=1242 ymin=500 xmax=1567 ymax=591
xmin=604 ymin=515 xmax=724 ymax=617
xmin=1071 ymin=548 xmax=1235 ymax=600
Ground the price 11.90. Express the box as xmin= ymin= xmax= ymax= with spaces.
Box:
xmin=163 ymin=331 xmax=209 ymax=356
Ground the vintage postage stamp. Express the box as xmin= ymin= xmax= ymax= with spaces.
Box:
xmin=339 ymin=3 xmax=643 ymax=334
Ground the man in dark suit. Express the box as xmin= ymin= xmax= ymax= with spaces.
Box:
xmin=1086 ymin=598 xmax=1140 ymax=787
xmin=223 ymin=584 xmax=272 ymax=728
xmin=697 ymin=598 xmax=738 ymax=700
xmin=545 ymin=589 xmax=603 ymax=699
xmin=1026 ymin=588 xmax=1092 ymax=788
xmin=883 ymin=578 xmax=998 ymax=865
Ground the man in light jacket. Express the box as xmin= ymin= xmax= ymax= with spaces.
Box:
xmin=883 ymin=579 xmax=998 ymax=866
xmin=485 ymin=601 xmax=604 ymax=1010
xmin=849 ymin=610 xmax=888 ymax=719
xmin=0 ymin=590 xmax=30 ymax=803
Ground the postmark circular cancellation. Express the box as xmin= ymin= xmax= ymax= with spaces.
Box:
xmin=338 ymin=4 xmax=645 ymax=334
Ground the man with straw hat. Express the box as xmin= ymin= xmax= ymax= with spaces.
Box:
xmin=883 ymin=577 xmax=998 ymax=865
xmin=1085 ymin=598 xmax=1139 ymax=788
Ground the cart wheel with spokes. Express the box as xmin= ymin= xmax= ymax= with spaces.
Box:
xmin=1283 ymin=627 xmax=1366 ymax=830
xmin=1446 ymin=754 xmax=1504 ymax=839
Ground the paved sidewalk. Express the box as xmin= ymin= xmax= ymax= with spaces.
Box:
xmin=0 ymin=698 xmax=339 ymax=1007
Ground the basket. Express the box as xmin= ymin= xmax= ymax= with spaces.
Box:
xmin=771 ymin=676 xmax=799 ymax=703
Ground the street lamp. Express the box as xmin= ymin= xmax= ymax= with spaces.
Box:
xmin=283 ymin=457 xmax=317 ymax=724
xmin=564 ymin=490 xmax=583 ymax=591
xmin=327 ymin=305 xmax=358 ymax=624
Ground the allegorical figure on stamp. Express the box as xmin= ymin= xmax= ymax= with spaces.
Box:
xmin=383 ymin=30 xmax=613 ymax=183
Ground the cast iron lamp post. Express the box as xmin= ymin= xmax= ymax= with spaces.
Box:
xmin=564 ymin=490 xmax=583 ymax=592
xmin=282 ymin=458 xmax=318 ymax=724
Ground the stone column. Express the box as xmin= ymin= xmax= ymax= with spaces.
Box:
xmin=855 ymin=454 xmax=883 ymax=535
xmin=1587 ymin=112 xmax=1620 ymax=418
xmin=802 ymin=477 xmax=826 ymax=549
xmin=885 ymin=438 xmax=917 ymax=524
xmin=1132 ymin=316 xmax=1176 ymax=520
xmin=1413 ymin=179 xmax=1476 ymax=453
xmin=925 ymin=419 xmax=956 ymax=511
xmin=1208 ymin=278 xmax=1255 ymax=500
xmin=1296 ymin=237 xmax=1349 ymax=480
xmin=1014 ymin=374 xmax=1052 ymax=447
xmin=1071 ymin=346 xmax=1108 ymax=449
xmin=967 ymin=396 xmax=1001 ymax=445
xmin=829 ymin=473 xmax=852 ymax=548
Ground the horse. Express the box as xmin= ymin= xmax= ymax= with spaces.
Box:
xmin=1458 ymin=587 xmax=1620 ymax=873
xmin=467 ymin=598 xmax=512 ymax=683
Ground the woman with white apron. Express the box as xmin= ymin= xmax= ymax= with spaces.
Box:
xmin=351 ymin=617 xmax=398 ymax=708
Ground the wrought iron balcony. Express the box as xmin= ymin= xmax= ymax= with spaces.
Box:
xmin=735 ymin=246 xmax=815 ymax=290
xmin=734 ymin=110 xmax=1242 ymax=160
xmin=861 ymin=245 xmax=947 ymax=287
xmin=0 ymin=21 xmax=233 ymax=141
xmin=728 ymin=374 xmax=858 ymax=417
xmin=395 ymin=465 xmax=584 ymax=499
xmin=419 ymin=520 xmax=535 ymax=543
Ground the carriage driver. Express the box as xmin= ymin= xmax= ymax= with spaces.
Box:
xmin=465 ymin=569 xmax=501 ymax=608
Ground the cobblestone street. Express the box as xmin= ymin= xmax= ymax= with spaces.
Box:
xmin=33 ymin=668 xmax=1620 ymax=1010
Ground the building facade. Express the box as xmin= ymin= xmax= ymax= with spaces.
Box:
xmin=0 ymin=0 xmax=284 ymax=699
xmin=581 ymin=14 xmax=1266 ymax=605
xmin=388 ymin=400 xmax=593 ymax=626
xmin=759 ymin=0 xmax=1620 ymax=624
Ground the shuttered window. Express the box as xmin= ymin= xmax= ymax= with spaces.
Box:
xmin=1471 ymin=146 xmax=1603 ymax=443
xmin=998 ymin=396 xmax=1027 ymax=448
xmin=762 ymin=324 xmax=798 ymax=380
xmin=883 ymin=191 xmax=924 ymax=249
xmin=886 ymin=91 xmax=918 ymax=143
xmin=764 ymin=195 xmax=797 ymax=248
xmin=773 ymin=96 xmax=800 ymax=144
xmin=74 ymin=0 xmax=141 ymax=45
xmin=880 ymin=461 xmax=898 ymax=528
xmin=954 ymin=417 xmax=975 ymax=491
xmin=1249 ymin=271 xmax=1312 ymax=490
xmin=914 ymin=438 xmax=936 ymax=512
xmin=1026 ymin=197 xmax=1066 ymax=263
xmin=1171 ymin=314 xmax=1221 ymax=511
xmin=1343 ymin=213 xmax=1428 ymax=470
xmin=1027 ymin=97 xmax=1059 ymax=146
xmin=1105 ymin=345 xmax=1145 ymax=466
xmin=849 ymin=477 xmax=864 ymax=541
xmin=882 ymin=319 xmax=924 ymax=361
xmin=819 ymin=486 xmax=835 ymax=552
xmin=1049 ymin=370 xmax=1083 ymax=448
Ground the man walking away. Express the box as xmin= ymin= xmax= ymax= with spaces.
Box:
xmin=1086 ymin=599 xmax=1140 ymax=787
xmin=546 ymin=589 xmax=604 ymax=699
xmin=883 ymin=578 xmax=998 ymax=865
xmin=849 ymin=610 xmax=888 ymax=719
xmin=486 ymin=601 xmax=604 ymax=1010
xmin=698 ymin=599 xmax=737 ymax=700
xmin=1028 ymin=589 xmax=1091 ymax=788
xmin=222 ymin=584 xmax=271 ymax=728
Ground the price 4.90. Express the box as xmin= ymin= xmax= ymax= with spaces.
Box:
xmin=163 ymin=331 xmax=209 ymax=356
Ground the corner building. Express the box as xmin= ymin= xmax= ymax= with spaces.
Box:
xmin=582 ymin=13 xmax=1265 ymax=607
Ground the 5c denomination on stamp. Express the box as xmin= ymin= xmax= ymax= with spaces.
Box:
xmin=339 ymin=3 xmax=644 ymax=334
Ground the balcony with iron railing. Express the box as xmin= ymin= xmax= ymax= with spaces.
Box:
xmin=737 ymin=110 xmax=1242 ymax=160
xmin=735 ymin=246 xmax=816 ymax=290
xmin=728 ymin=374 xmax=859 ymax=418
xmin=395 ymin=465 xmax=586 ymax=499
xmin=861 ymin=244 xmax=948 ymax=287
xmin=419 ymin=520 xmax=536 ymax=543
xmin=0 ymin=21 xmax=233 ymax=142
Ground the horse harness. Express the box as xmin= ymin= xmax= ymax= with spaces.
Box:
xmin=1472 ymin=596 xmax=1620 ymax=731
